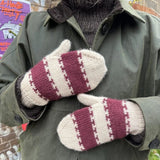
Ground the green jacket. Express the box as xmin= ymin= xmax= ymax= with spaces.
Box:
xmin=0 ymin=1 xmax=160 ymax=160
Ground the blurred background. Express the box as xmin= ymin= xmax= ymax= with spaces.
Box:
xmin=27 ymin=0 xmax=160 ymax=16
xmin=128 ymin=0 xmax=160 ymax=17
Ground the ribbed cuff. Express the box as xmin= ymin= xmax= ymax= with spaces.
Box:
xmin=15 ymin=75 xmax=46 ymax=121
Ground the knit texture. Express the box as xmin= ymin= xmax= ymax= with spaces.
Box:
xmin=64 ymin=0 xmax=104 ymax=9
xmin=48 ymin=0 xmax=122 ymax=47
xmin=20 ymin=40 xmax=107 ymax=107
xmin=72 ymin=0 xmax=114 ymax=46
xmin=57 ymin=94 xmax=145 ymax=151
xmin=16 ymin=75 xmax=46 ymax=119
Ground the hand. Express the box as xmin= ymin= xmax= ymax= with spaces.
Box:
xmin=57 ymin=93 xmax=145 ymax=151
xmin=20 ymin=40 xmax=107 ymax=107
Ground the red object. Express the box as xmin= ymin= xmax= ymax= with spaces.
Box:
xmin=22 ymin=123 xmax=28 ymax=131
xmin=71 ymin=98 xmax=130 ymax=151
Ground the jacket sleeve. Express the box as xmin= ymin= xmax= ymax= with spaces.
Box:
xmin=0 ymin=13 xmax=46 ymax=127
xmin=124 ymin=14 xmax=160 ymax=151
xmin=126 ymin=49 xmax=160 ymax=151
xmin=126 ymin=96 xmax=160 ymax=150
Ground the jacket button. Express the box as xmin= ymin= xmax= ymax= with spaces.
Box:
xmin=149 ymin=138 xmax=160 ymax=149
xmin=101 ymin=23 xmax=108 ymax=35
xmin=14 ymin=114 xmax=23 ymax=124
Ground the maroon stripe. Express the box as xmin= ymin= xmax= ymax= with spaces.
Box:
xmin=107 ymin=99 xmax=127 ymax=139
xmin=74 ymin=107 xmax=97 ymax=150
xmin=61 ymin=51 xmax=89 ymax=94
xmin=31 ymin=59 xmax=60 ymax=100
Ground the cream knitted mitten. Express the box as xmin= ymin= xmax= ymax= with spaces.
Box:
xmin=20 ymin=40 xmax=107 ymax=107
xmin=57 ymin=93 xmax=145 ymax=151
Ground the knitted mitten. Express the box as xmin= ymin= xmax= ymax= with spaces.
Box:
xmin=57 ymin=94 xmax=145 ymax=151
xmin=20 ymin=40 xmax=107 ymax=107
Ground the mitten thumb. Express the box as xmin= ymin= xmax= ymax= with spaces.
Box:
xmin=77 ymin=93 xmax=101 ymax=106
xmin=50 ymin=39 xmax=71 ymax=56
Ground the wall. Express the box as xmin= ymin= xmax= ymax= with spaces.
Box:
xmin=129 ymin=0 xmax=160 ymax=17
xmin=25 ymin=0 xmax=60 ymax=11
xmin=0 ymin=124 xmax=22 ymax=160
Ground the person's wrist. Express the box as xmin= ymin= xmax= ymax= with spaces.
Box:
xmin=20 ymin=70 xmax=49 ymax=108
xmin=126 ymin=101 xmax=145 ymax=135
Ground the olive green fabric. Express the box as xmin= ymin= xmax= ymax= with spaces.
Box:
xmin=0 ymin=1 xmax=160 ymax=160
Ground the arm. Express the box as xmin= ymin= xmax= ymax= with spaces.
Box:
xmin=56 ymin=15 xmax=160 ymax=151
xmin=0 ymin=13 xmax=46 ymax=127
xmin=126 ymin=96 xmax=160 ymax=150
xmin=0 ymin=13 xmax=107 ymax=127
xmin=57 ymin=49 xmax=160 ymax=151
xmin=57 ymin=94 xmax=145 ymax=151
xmin=128 ymin=48 xmax=160 ymax=150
